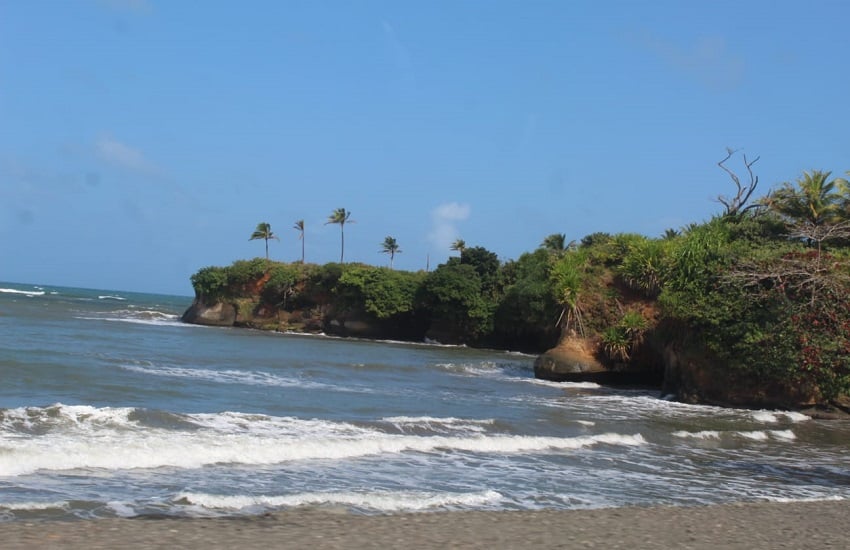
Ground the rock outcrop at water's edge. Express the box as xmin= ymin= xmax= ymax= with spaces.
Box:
xmin=533 ymin=335 xmax=662 ymax=387
xmin=181 ymin=299 xmax=236 ymax=327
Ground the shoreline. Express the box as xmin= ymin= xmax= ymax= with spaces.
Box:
xmin=2 ymin=500 xmax=849 ymax=549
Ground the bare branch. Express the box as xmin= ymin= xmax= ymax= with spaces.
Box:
xmin=716 ymin=148 xmax=761 ymax=217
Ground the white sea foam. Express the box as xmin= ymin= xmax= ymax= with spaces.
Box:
xmin=0 ymin=405 xmax=646 ymax=476
xmin=98 ymin=295 xmax=126 ymax=301
xmin=176 ymin=489 xmax=504 ymax=513
xmin=106 ymin=501 xmax=137 ymax=517
xmin=119 ymin=363 xmax=348 ymax=392
xmin=525 ymin=379 xmax=601 ymax=389
xmin=0 ymin=287 xmax=45 ymax=296
xmin=75 ymin=308 xmax=185 ymax=327
xmin=760 ymin=495 xmax=846 ymax=504
xmin=751 ymin=410 xmax=811 ymax=423
xmin=673 ymin=430 xmax=722 ymax=439
xmin=673 ymin=429 xmax=796 ymax=441
xmin=382 ymin=416 xmax=495 ymax=434
xmin=0 ymin=501 xmax=69 ymax=511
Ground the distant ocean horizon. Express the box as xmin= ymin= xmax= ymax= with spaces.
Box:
xmin=1 ymin=280 xmax=849 ymax=521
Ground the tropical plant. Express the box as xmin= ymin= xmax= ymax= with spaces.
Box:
xmin=326 ymin=208 xmax=353 ymax=263
xmin=550 ymin=250 xmax=589 ymax=336
xmin=618 ymin=237 xmax=671 ymax=297
xmin=450 ymin=238 xmax=466 ymax=255
xmin=763 ymin=170 xmax=849 ymax=227
xmin=380 ymin=236 xmax=402 ymax=269
xmin=541 ymin=233 xmax=567 ymax=252
xmin=249 ymin=222 xmax=278 ymax=260
xmin=662 ymin=228 xmax=679 ymax=240
xmin=293 ymin=220 xmax=305 ymax=263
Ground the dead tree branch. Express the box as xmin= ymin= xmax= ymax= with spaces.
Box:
xmin=717 ymin=147 xmax=761 ymax=218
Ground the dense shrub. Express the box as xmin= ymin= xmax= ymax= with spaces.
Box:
xmin=417 ymin=263 xmax=493 ymax=340
xmin=190 ymin=266 xmax=229 ymax=301
xmin=336 ymin=265 xmax=424 ymax=319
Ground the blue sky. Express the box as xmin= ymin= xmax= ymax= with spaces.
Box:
xmin=2 ymin=1 xmax=849 ymax=296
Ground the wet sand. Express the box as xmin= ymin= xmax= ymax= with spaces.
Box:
xmin=2 ymin=500 xmax=848 ymax=549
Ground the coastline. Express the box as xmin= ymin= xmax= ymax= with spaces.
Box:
xmin=3 ymin=500 xmax=849 ymax=549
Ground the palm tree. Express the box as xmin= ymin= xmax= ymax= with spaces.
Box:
xmin=764 ymin=170 xmax=849 ymax=227
xmin=326 ymin=208 xmax=353 ymax=263
xmin=450 ymin=238 xmax=466 ymax=255
xmin=293 ymin=220 xmax=305 ymax=263
xmin=662 ymin=228 xmax=679 ymax=240
xmin=249 ymin=222 xmax=278 ymax=260
xmin=541 ymin=233 xmax=566 ymax=251
xmin=380 ymin=236 xmax=402 ymax=269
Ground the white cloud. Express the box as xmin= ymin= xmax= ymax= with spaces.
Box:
xmin=637 ymin=32 xmax=745 ymax=91
xmin=428 ymin=202 xmax=470 ymax=252
xmin=96 ymin=136 xmax=152 ymax=172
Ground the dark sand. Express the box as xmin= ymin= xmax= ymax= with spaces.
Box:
xmin=2 ymin=500 xmax=848 ymax=549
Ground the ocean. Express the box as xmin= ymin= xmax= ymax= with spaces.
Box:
xmin=1 ymin=282 xmax=849 ymax=521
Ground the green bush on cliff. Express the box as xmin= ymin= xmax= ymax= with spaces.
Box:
xmin=227 ymin=258 xmax=269 ymax=286
xmin=261 ymin=263 xmax=303 ymax=306
xmin=417 ymin=263 xmax=494 ymax=341
xmin=493 ymin=249 xmax=561 ymax=350
xmin=336 ymin=264 xmax=424 ymax=319
xmin=657 ymin=212 xmax=850 ymax=398
xmin=190 ymin=265 xmax=229 ymax=301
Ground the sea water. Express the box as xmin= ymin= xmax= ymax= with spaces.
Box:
xmin=1 ymin=281 xmax=849 ymax=521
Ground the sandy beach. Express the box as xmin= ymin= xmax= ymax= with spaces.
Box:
xmin=2 ymin=500 xmax=848 ymax=549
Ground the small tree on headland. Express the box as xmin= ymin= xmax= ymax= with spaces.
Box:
xmin=380 ymin=236 xmax=402 ymax=269
xmin=249 ymin=222 xmax=278 ymax=260
xmin=450 ymin=238 xmax=466 ymax=255
xmin=326 ymin=208 xmax=353 ymax=263
xmin=293 ymin=219 xmax=305 ymax=263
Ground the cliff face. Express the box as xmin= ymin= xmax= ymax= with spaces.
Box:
xmin=181 ymin=294 xmax=425 ymax=341
xmin=659 ymin=344 xmax=827 ymax=410
xmin=182 ymin=272 xmax=841 ymax=409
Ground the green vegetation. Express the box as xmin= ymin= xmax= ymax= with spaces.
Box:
xmin=188 ymin=161 xmax=850 ymax=403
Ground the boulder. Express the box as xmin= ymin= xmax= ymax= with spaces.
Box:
xmin=181 ymin=299 xmax=236 ymax=327
xmin=534 ymin=336 xmax=660 ymax=386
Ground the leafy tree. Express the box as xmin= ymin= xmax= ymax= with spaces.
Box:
xmin=493 ymin=249 xmax=560 ymax=350
xmin=450 ymin=238 xmax=466 ymax=255
xmin=326 ymin=208 xmax=353 ymax=263
xmin=418 ymin=263 xmax=492 ymax=341
xmin=380 ymin=236 xmax=402 ymax=269
xmin=337 ymin=264 xmax=423 ymax=319
xmin=249 ymin=222 xmax=278 ymax=260
xmin=459 ymin=246 xmax=501 ymax=296
xmin=293 ymin=220 xmax=305 ymax=263
xmin=262 ymin=263 xmax=302 ymax=307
